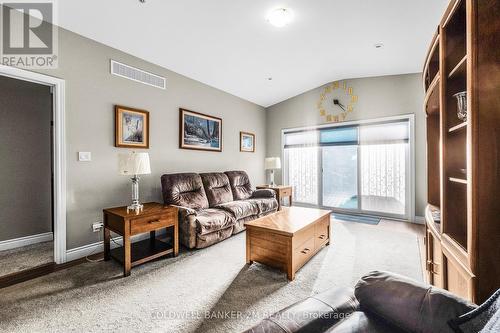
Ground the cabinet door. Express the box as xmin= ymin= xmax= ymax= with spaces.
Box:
xmin=443 ymin=251 xmax=474 ymax=302
xmin=426 ymin=228 xmax=443 ymax=288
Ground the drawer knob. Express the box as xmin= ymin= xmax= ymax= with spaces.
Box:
xmin=301 ymin=248 xmax=310 ymax=254
xmin=319 ymin=235 xmax=326 ymax=239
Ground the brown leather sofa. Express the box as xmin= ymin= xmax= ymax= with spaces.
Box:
xmin=161 ymin=171 xmax=278 ymax=249
xmin=243 ymin=271 xmax=478 ymax=333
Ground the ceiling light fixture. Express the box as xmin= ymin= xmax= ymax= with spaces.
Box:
xmin=374 ymin=43 xmax=384 ymax=49
xmin=267 ymin=8 xmax=294 ymax=28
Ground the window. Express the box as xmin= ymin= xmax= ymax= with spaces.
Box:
xmin=283 ymin=117 xmax=412 ymax=219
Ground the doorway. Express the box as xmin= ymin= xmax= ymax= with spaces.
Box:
xmin=0 ymin=75 xmax=54 ymax=276
xmin=0 ymin=65 xmax=66 ymax=268
xmin=283 ymin=115 xmax=414 ymax=221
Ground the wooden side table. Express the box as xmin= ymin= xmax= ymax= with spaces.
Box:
xmin=103 ymin=202 xmax=178 ymax=277
xmin=256 ymin=185 xmax=293 ymax=211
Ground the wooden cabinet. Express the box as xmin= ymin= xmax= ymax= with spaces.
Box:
xmin=425 ymin=220 xmax=443 ymax=288
xmin=103 ymin=203 xmax=179 ymax=277
xmin=423 ymin=0 xmax=500 ymax=303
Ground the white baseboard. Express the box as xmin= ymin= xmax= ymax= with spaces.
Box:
xmin=0 ymin=232 xmax=53 ymax=251
xmin=66 ymin=230 xmax=167 ymax=262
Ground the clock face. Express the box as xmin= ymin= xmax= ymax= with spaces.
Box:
xmin=316 ymin=81 xmax=358 ymax=123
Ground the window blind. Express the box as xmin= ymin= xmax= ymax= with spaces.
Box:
xmin=284 ymin=119 xmax=409 ymax=148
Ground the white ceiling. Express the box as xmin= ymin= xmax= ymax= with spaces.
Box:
xmin=58 ymin=0 xmax=448 ymax=107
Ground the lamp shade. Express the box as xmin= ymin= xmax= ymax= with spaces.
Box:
xmin=265 ymin=157 xmax=281 ymax=170
xmin=118 ymin=152 xmax=151 ymax=175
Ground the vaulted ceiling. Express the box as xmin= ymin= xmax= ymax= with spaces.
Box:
xmin=59 ymin=0 xmax=448 ymax=107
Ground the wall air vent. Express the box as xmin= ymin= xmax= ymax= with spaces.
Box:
xmin=110 ymin=60 xmax=166 ymax=89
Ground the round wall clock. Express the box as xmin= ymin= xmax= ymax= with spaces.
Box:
xmin=316 ymin=81 xmax=358 ymax=123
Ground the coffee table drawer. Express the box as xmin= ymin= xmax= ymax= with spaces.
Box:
xmin=314 ymin=218 xmax=329 ymax=248
xmin=294 ymin=237 xmax=315 ymax=271
xmin=293 ymin=224 xmax=315 ymax=250
xmin=130 ymin=213 xmax=175 ymax=234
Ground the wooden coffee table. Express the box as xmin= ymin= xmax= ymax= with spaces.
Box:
xmin=245 ymin=206 xmax=332 ymax=280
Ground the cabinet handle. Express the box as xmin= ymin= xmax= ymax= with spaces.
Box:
xmin=301 ymin=248 xmax=310 ymax=254
xmin=319 ymin=235 xmax=326 ymax=239
xmin=426 ymin=260 xmax=439 ymax=275
xmin=149 ymin=220 xmax=161 ymax=224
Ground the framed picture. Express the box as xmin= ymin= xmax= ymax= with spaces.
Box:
xmin=115 ymin=105 xmax=149 ymax=148
xmin=179 ymin=108 xmax=222 ymax=152
xmin=240 ymin=131 xmax=255 ymax=152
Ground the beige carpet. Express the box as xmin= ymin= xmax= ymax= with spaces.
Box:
xmin=0 ymin=220 xmax=422 ymax=333
xmin=0 ymin=241 xmax=53 ymax=277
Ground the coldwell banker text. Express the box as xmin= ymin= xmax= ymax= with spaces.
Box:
xmin=1 ymin=1 xmax=58 ymax=69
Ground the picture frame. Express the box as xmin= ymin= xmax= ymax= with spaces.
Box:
xmin=240 ymin=131 xmax=255 ymax=152
xmin=115 ymin=105 xmax=150 ymax=149
xmin=179 ymin=108 xmax=222 ymax=152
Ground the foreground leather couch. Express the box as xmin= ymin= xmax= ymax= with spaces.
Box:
xmin=161 ymin=171 xmax=278 ymax=249
xmin=243 ymin=271 xmax=478 ymax=333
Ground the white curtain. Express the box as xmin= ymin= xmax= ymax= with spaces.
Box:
xmin=285 ymin=147 xmax=318 ymax=205
xmin=360 ymin=143 xmax=406 ymax=205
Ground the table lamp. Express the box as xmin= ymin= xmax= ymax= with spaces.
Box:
xmin=265 ymin=157 xmax=281 ymax=186
xmin=118 ymin=152 xmax=151 ymax=214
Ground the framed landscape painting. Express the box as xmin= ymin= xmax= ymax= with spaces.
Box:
xmin=179 ymin=108 xmax=222 ymax=152
xmin=115 ymin=105 xmax=149 ymax=148
xmin=240 ymin=131 xmax=255 ymax=152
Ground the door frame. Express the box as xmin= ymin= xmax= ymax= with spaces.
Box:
xmin=0 ymin=65 xmax=66 ymax=263
xmin=281 ymin=114 xmax=416 ymax=222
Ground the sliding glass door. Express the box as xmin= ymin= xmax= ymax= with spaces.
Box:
xmin=284 ymin=117 xmax=412 ymax=220
xmin=322 ymin=146 xmax=358 ymax=209
xmin=320 ymin=125 xmax=359 ymax=209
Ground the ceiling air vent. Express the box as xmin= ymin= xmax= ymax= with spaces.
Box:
xmin=110 ymin=60 xmax=166 ymax=89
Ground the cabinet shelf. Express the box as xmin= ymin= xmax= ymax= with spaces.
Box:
xmin=448 ymin=55 xmax=467 ymax=78
xmin=424 ymin=75 xmax=440 ymax=115
xmin=423 ymin=30 xmax=440 ymax=91
xmin=449 ymin=177 xmax=468 ymax=184
xmin=448 ymin=122 xmax=467 ymax=133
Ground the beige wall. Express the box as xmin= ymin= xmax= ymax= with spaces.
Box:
xmin=0 ymin=76 xmax=52 ymax=241
xmin=31 ymin=28 xmax=266 ymax=249
xmin=265 ymin=74 xmax=427 ymax=217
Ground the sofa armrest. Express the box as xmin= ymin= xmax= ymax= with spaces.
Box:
xmin=242 ymin=287 xmax=358 ymax=333
xmin=168 ymin=205 xmax=198 ymax=249
xmin=354 ymin=271 xmax=476 ymax=333
xmin=168 ymin=204 xmax=197 ymax=219
xmin=251 ymin=189 xmax=276 ymax=199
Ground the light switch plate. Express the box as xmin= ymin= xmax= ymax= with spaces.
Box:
xmin=78 ymin=152 xmax=91 ymax=162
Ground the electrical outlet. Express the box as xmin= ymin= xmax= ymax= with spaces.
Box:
xmin=92 ymin=222 xmax=104 ymax=232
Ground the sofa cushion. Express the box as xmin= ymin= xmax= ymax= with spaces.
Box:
xmin=252 ymin=189 xmax=276 ymax=199
xmin=196 ymin=226 xmax=234 ymax=249
xmin=248 ymin=198 xmax=279 ymax=215
xmin=232 ymin=215 xmax=258 ymax=234
xmin=161 ymin=173 xmax=209 ymax=210
xmin=195 ymin=208 xmax=235 ymax=236
xmin=216 ymin=200 xmax=260 ymax=220
xmin=225 ymin=170 xmax=253 ymax=200
xmin=355 ymin=271 xmax=476 ymax=333
xmin=200 ymin=173 xmax=234 ymax=207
